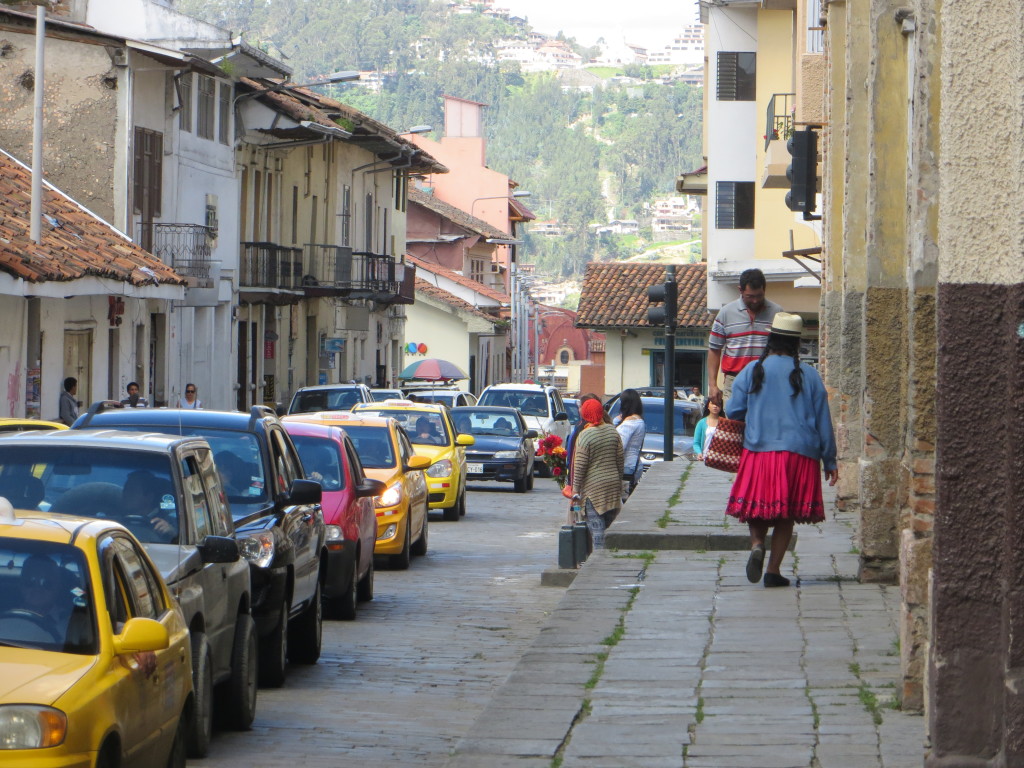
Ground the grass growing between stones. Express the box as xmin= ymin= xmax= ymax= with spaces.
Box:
xmin=657 ymin=463 xmax=692 ymax=528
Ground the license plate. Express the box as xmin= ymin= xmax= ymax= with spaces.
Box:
xmin=467 ymin=463 xmax=484 ymax=474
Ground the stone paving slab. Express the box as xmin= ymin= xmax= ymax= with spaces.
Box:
xmin=443 ymin=461 xmax=927 ymax=768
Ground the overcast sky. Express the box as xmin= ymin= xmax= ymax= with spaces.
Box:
xmin=499 ymin=0 xmax=701 ymax=50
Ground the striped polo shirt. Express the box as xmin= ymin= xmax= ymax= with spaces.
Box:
xmin=708 ymin=297 xmax=783 ymax=375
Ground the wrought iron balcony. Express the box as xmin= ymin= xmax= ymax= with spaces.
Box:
xmin=764 ymin=93 xmax=795 ymax=151
xmin=239 ymin=242 xmax=305 ymax=291
xmin=136 ymin=222 xmax=213 ymax=279
xmin=302 ymin=245 xmax=405 ymax=301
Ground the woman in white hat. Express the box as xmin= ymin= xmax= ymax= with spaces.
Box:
xmin=725 ymin=312 xmax=838 ymax=587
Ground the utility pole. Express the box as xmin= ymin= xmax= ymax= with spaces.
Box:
xmin=647 ymin=265 xmax=678 ymax=461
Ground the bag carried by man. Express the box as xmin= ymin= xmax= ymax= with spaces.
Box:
xmin=703 ymin=417 xmax=745 ymax=473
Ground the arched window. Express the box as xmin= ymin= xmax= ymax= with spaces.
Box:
xmin=559 ymin=350 xmax=570 ymax=364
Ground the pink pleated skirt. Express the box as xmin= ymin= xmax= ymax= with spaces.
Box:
xmin=725 ymin=449 xmax=825 ymax=524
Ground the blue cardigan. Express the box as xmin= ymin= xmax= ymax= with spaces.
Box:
xmin=726 ymin=356 xmax=837 ymax=471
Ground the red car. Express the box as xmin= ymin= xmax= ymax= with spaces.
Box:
xmin=283 ymin=419 xmax=384 ymax=619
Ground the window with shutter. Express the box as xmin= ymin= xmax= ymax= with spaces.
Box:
xmin=178 ymin=73 xmax=192 ymax=132
xmin=716 ymin=181 xmax=755 ymax=229
xmin=133 ymin=127 xmax=163 ymax=220
xmin=197 ymin=75 xmax=215 ymax=139
xmin=218 ymin=82 xmax=231 ymax=144
xmin=717 ymin=52 xmax=756 ymax=101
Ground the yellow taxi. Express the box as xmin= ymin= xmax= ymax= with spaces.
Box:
xmin=0 ymin=498 xmax=192 ymax=768
xmin=284 ymin=412 xmax=431 ymax=570
xmin=0 ymin=419 xmax=67 ymax=435
xmin=351 ymin=400 xmax=474 ymax=522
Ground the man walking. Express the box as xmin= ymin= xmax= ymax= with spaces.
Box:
xmin=707 ymin=268 xmax=783 ymax=406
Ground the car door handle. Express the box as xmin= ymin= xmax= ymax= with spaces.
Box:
xmin=301 ymin=514 xmax=313 ymax=523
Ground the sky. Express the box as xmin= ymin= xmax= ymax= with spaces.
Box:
xmin=498 ymin=0 xmax=701 ymax=51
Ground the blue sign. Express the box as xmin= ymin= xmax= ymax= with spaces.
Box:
xmin=323 ymin=338 xmax=345 ymax=353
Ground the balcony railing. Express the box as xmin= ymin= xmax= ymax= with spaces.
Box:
xmin=764 ymin=93 xmax=795 ymax=151
xmin=137 ymin=222 xmax=213 ymax=279
xmin=302 ymin=245 xmax=402 ymax=299
xmin=239 ymin=242 xmax=304 ymax=291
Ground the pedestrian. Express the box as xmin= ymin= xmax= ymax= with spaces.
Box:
xmin=565 ymin=392 xmax=603 ymax=481
xmin=59 ymin=376 xmax=79 ymax=426
xmin=692 ymin=396 xmax=723 ymax=460
xmin=707 ymin=268 xmax=783 ymax=407
xmin=725 ymin=312 xmax=838 ymax=588
xmin=177 ymin=383 xmax=202 ymax=409
xmin=120 ymin=381 xmax=149 ymax=408
xmin=613 ymin=388 xmax=645 ymax=500
xmin=686 ymin=386 xmax=705 ymax=406
xmin=571 ymin=398 xmax=624 ymax=548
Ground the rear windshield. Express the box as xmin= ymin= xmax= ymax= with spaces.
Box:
xmin=290 ymin=388 xmax=363 ymax=414
xmin=478 ymin=390 xmax=549 ymax=417
xmin=342 ymin=425 xmax=396 ymax=469
xmin=353 ymin=409 xmax=450 ymax=447
xmin=451 ymin=410 xmax=523 ymax=437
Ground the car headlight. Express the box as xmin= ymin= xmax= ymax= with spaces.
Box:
xmin=426 ymin=459 xmax=453 ymax=478
xmin=325 ymin=525 xmax=343 ymax=542
xmin=238 ymin=531 xmax=275 ymax=568
xmin=376 ymin=484 xmax=402 ymax=508
xmin=493 ymin=450 xmax=520 ymax=460
xmin=0 ymin=705 xmax=66 ymax=749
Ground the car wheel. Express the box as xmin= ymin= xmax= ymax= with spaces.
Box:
xmin=258 ymin=599 xmax=288 ymax=688
xmin=411 ymin=512 xmax=428 ymax=556
xmin=288 ymin=581 xmax=322 ymax=664
xmin=514 ymin=473 xmax=527 ymax=493
xmin=526 ymin=471 xmax=534 ymax=491
xmin=186 ymin=632 xmax=213 ymax=758
xmin=221 ymin=614 xmax=258 ymax=731
xmin=330 ymin=557 xmax=358 ymax=621
xmin=165 ymin=709 xmax=187 ymax=768
xmin=96 ymin=739 xmax=118 ymax=768
xmin=356 ymin=550 xmax=374 ymax=603
xmin=390 ymin=517 xmax=412 ymax=570
xmin=459 ymin=490 xmax=467 ymax=516
xmin=442 ymin=495 xmax=460 ymax=522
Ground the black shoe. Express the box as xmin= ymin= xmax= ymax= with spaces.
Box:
xmin=745 ymin=545 xmax=765 ymax=583
xmin=764 ymin=572 xmax=791 ymax=588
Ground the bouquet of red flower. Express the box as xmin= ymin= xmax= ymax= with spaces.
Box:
xmin=536 ymin=434 xmax=569 ymax=488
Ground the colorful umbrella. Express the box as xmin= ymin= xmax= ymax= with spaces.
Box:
xmin=399 ymin=358 xmax=468 ymax=381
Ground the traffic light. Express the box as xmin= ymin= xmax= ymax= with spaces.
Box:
xmin=785 ymin=127 xmax=818 ymax=216
xmin=647 ymin=278 xmax=677 ymax=330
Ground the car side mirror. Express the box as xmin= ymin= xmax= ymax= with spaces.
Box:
xmin=554 ymin=412 xmax=569 ymax=421
xmin=406 ymin=455 xmax=431 ymax=471
xmin=283 ymin=478 xmax=322 ymax=507
xmin=113 ymin=617 xmax=170 ymax=655
xmin=198 ymin=534 xmax=240 ymax=564
xmin=355 ymin=478 xmax=386 ymax=498
xmin=525 ymin=429 xmax=538 ymax=439
xmin=455 ymin=433 xmax=475 ymax=446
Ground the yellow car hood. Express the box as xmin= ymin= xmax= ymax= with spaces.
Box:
xmin=363 ymin=466 xmax=405 ymax=487
xmin=0 ymin=649 xmax=97 ymax=705
xmin=408 ymin=444 xmax=450 ymax=463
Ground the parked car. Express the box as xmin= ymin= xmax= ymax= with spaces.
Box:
xmin=450 ymin=406 xmax=537 ymax=492
xmin=562 ymin=397 xmax=582 ymax=426
xmin=603 ymin=387 xmax=692 ymax=412
xmin=281 ymin=418 xmax=385 ymax=616
xmin=288 ymin=412 xmax=431 ymax=569
xmin=606 ymin=396 xmax=703 ymax=462
xmin=408 ymin=389 xmax=477 ymax=408
xmin=0 ymin=500 xmax=191 ymax=768
xmin=287 ymin=383 xmax=373 ymax=414
xmin=73 ymin=404 xmax=326 ymax=688
xmin=0 ymin=429 xmax=256 ymax=755
xmin=477 ymin=383 xmax=570 ymax=474
xmin=351 ymin=400 xmax=473 ymax=522
xmin=0 ymin=417 xmax=67 ymax=434
xmin=370 ymin=388 xmax=404 ymax=402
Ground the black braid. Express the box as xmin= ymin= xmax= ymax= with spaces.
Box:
xmin=789 ymin=352 xmax=804 ymax=396
xmin=749 ymin=336 xmax=802 ymax=396
xmin=748 ymin=345 xmax=771 ymax=394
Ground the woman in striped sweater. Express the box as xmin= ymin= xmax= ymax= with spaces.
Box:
xmin=572 ymin=398 xmax=625 ymax=548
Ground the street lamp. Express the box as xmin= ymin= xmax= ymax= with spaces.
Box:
xmin=470 ymin=190 xmax=531 ymax=215
xmin=400 ymin=125 xmax=433 ymax=135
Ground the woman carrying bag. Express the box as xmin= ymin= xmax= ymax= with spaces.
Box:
xmin=614 ymin=388 xmax=646 ymax=500
xmin=572 ymin=398 xmax=624 ymax=548
xmin=725 ymin=312 xmax=838 ymax=588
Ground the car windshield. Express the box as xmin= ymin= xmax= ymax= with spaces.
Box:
xmin=290 ymin=388 xmax=363 ymax=414
xmin=419 ymin=393 xmax=455 ymax=407
xmin=343 ymin=425 xmax=397 ymax=469
xmin=355 ymin=409 xmax=450 ymax=447
xmin=289 ymin=435 xmax=345 ymax=492
xmin=451 ymin=410 xmax=523 ymax=437
xmin=611 ymin=401 xmax=699 ymax=436
xmin=0 ymin=537 xmax=97 ymax=655
xmin=563 ymin=401 xmax=581 ymax=424
xmin=479 ymin=390 xmax=548 ymax=417
xmin=0 ymin=446 xmax=180 ymax=545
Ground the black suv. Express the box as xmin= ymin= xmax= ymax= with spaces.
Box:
xmin=74 ymin=404 xmax=326 ymax=688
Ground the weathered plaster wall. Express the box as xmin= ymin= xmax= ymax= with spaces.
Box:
xmin=0 ymin=33 xmax=119 ymax=223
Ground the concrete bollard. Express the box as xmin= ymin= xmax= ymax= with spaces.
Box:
xmin=572 ymin=521 xmax=590 ymax=565
xmin=558 ymin=525 xmax=577 ymax=569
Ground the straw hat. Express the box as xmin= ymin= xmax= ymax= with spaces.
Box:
xmin=770 ymin=312 xmax=803 ymax=337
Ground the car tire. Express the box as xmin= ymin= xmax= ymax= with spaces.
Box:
xmin=258 ymin=599 xmax=288 ymax=688
xmin=356 ymin=551 xmax=374 ymax=603
xmin=459 ymin=490 xmax=467 ymax=516
xmin=222 ymin=614 xmax=258 ymax=731
xmin=186 ymin=632 xmax=213 ymax=758
xmin=288 ymin=581 xmax=322 ymax=665
xmin=442 ymin=495 xmax=459 ymax=522
xmin=331 ymin=557 xmax=358 ymax=621
xmin=411 ymin=512 xmax=428 ymax=556
xmin=96 ymin=740 xmax=118 ymax=768
xmin=391 ymin=518 xmax=412 ymax=570
xmin=514 ymin=473 xmax=527 ymax=493
xmin=166 ymin=709 xmax=187 ymax=768
xmin=526 ymin=471 xmax=534 ymax=491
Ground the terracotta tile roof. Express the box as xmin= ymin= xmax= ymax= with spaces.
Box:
xmin=408 ymin=254 xmax=509 ymax=304
xmin=576 ymin=262 xmax=712 ymax=329
xmin=408 ymin=187 xmax=510 ymax=239
xmin=0 ymin=149 xmax=185 ymax=287
xmin=415 ymin=278 xmax=497 ymax=324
